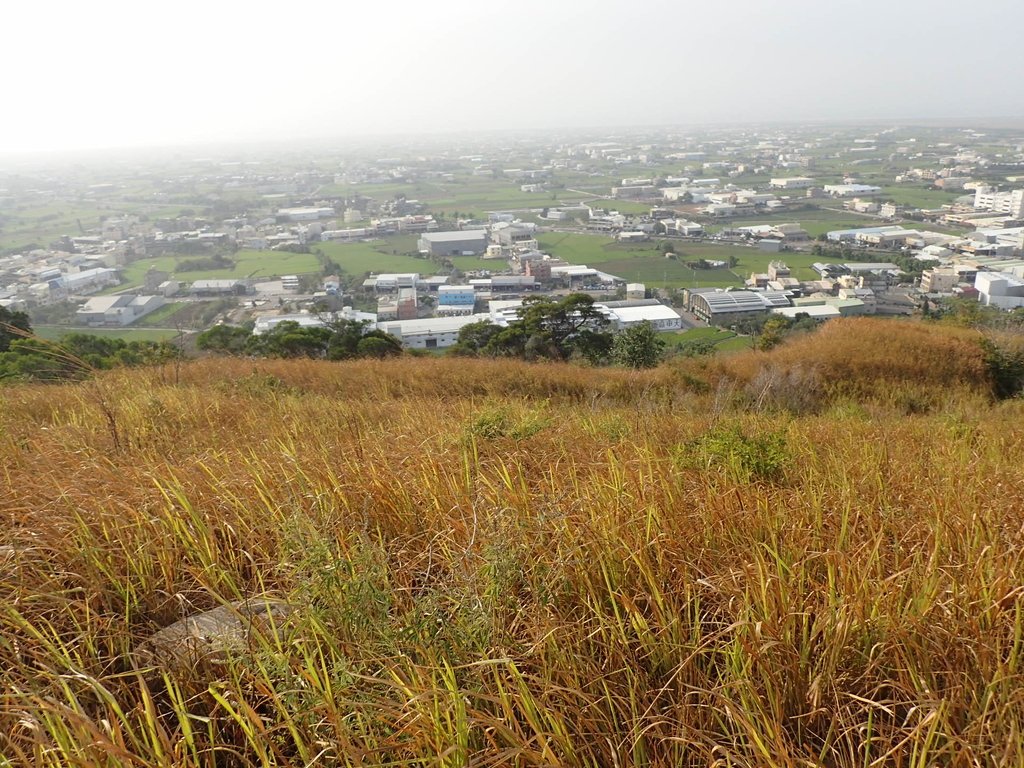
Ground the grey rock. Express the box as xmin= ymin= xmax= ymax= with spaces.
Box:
xmin=132 ymin=597 xmax=296 ymax=674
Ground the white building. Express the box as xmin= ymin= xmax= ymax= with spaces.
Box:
xmin=60 ymin=267 xmax=120 ymax=295
xmin=382 ymin=313 xmax=502 ymax=350
xmin=769 ymin=177 xmax=815 ymax=189
xmin=604 ymin=303 xmax=683 ymax=331
xmin=75 ymin=294 xmax=165 ymax=327
xmin=974 ymin=187 xmax=1024 ymax=218
xmin=418 ymin=230 xmax=489 ymax=256
xmin=772 ymin=304 xmax=841 ymax=320
xmin=975 ymin=271 xmax=1024 ymax=309
xmin=823 ymin=184 xmax=883 ymax=197
xmin=920 ymin=268 xmax=958 ymax=294
xmin=252 ymin=307 xmax=377 ymax=335
xmin=277 ymin=207 xmax=335 ymax=221
xmin=368 ymin=273 xmax=420 ymax=292
xmin=827 ymin=225 xmax=908 ymax=243
xmin=664 ymin=219 xmax=704 ymax=237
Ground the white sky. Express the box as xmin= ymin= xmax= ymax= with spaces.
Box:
xmin=2 ymin=0 xmax=1023 ymax=154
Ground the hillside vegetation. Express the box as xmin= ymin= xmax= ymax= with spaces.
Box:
xmin=3 ymin=318 xmax=1024 ymax=766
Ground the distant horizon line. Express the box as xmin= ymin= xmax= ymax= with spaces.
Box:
xmin=2 ymin=115 xmax=1024 ymax=162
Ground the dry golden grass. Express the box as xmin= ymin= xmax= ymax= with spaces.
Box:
xmin=1 ymin=320 xmax=1023 ymax=766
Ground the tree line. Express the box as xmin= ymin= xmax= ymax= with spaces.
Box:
xmin=198 ymin=294 xmax=666 ymax=368
xmin=451 ymin=294 xmax=665 ymax=369
xmin=0 ymin=293 xmax=669 ymax=384
xmin=0 ymin=306 xmax=180 ymax=382
xmin=196 ymin=319 xmax=403 ymax=360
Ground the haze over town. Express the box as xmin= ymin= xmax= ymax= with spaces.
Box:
xmin=3 ymin=0 xmax=1023 ymax=155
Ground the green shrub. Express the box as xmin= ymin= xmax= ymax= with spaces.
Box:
xmin=682 ymin=424 xmax=789 ymax=483
xmin=466 ymin=405 xmax=550 ymax=441
xmin=980 ymin=337 xmax=1024 ymax=399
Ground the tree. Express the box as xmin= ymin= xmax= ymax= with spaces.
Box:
xmin=612 ymin=321 xmax=665 ymax=369
xmin=356 ymin=334 xmax=402 ymax=359
xmin=451 ymin=320 xmax=503 ymax=356
xmin=197 ymin=324 xmax=251 ymax=354
xmin=0 ymin=338 xmax=87 ymax=381
xmin=492 ymin=293 xmax=612 ymax=363
xmin=758 ymin=316 xmax=794 ymax=351
xmin=324 ymin=318 xmax=371 ymax=360
xmin=245 ymin=322 xmax=331 ymax=359
xmin=0 ymin=306 xmax=32 ymax=353
xmin=0 ymin=333 xmax=181 ymax=383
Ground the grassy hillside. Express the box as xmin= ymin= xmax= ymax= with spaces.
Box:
xmin=3 ymin=319 xmax=1024 ymax=766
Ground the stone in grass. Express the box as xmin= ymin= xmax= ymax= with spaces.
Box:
xmin=131 ymin=598 xmax=297 ymax=677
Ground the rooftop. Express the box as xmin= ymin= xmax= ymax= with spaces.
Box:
xmin=606 ymin=304 xmax=683 ymax=324
xmin=419 ymin=230 xmax=489 ymax=242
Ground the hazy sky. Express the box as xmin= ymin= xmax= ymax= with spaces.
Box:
xmin=3 ymin=0 xmax=1022 ymax=154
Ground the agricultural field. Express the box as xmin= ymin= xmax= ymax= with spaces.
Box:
xmin=129 ymin=302 xmax=189 ymax=327
xmin=315 ymin=237 xmax=436 ymax=276
xmin=660 ymin=326 xmax=754 ymax=353
xmin=537 ymin=233 xmax=820 ymax=286
xmin=723 ymin=208 xmax=881 ymax=238
xmin=128 ymin=301 xmax=232 ymax=331
xmin=118 ymin=250 xmax=323 ymax=289
xmin=599 ymin=257 xmax=739 ymax=288
xmin=0 ymin=202 xmax=111 ymax=253
xmin=0 ymin=200 xmax=228 ymax=255
xmin=448 ymin=255 xmax=501 ymax=273
xmin=537 ymin=232 xmax=659 ymax=266
xmin=323 ymin=176 xmax=590 ymax=219
xmin=733 ymin=250 xmax=822 ymax=280
xmin=597 ymin=200 xmax=652 ymax=214
xmin=32 ymin=325 xmax=184 ymax=342
xmin=878 ymin=185 xmax=964 ymax=209
xmin=3 ymin=319 xmax=1024 ymax=765
xmin=724 ymin=206 xmax=968 ymax=238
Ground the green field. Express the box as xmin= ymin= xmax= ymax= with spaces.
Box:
xmin=602 ymin=258 xmax=740 ymax=288
xmin=131 ymin=302 xmax=189 ymax=327
xmin=119 ymin=250 xmax=322 ymax=289
xmin=721 ymin=208 xmax=881 ymax=238
xmin=33 ymin=326 xmax=184 ymax=342
xmin=322 ymin=177 xmax=588 ymax=219
xmin=0 ymin=203 xmax=111 ymax=253
xmin=537 ymin=233 xmax=819 ymax=287
xmin=660 ymin=327 xmax=754 ymax=352
xmin=878 ymin=185 xmax=962 ymax=209
xmin=598 ymin=200 xmax=652 ymax=214
xmin=449 ymin=255 xmax=502 ymax=273
xmin=0 ymin=200 xmax=213 ymax=254
xmin=732 ymin=250 xmax=821 ymax=280
xmin=537 ymin=233 xmax=653 ymax=266
xmin=723 ymin=207 xmax=968 ymax=238
xmin=316 ymin=238 xmax=437 ymax=276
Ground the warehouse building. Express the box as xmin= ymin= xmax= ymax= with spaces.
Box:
xmin=382 ymin=314 xmax=499 ymax=350
xmin=437 ymin=285 xmax=477 ymax=315
xmin=602 ymin=302 xmax=683 ymax=331
xmin=418 ymin=230 xmax=489 ymax=257
xmin=823 ymin=184 xmax=882 ymax=197
xmin=769 ymin=177 xmax=815 ymax=190
xmin=688 ymin=289 xmax=791 ymax=326
xmin=75 ymin=294 xmax=165 ymax=326
xmin=976 ymin=271 xmax=1024 ymax=309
